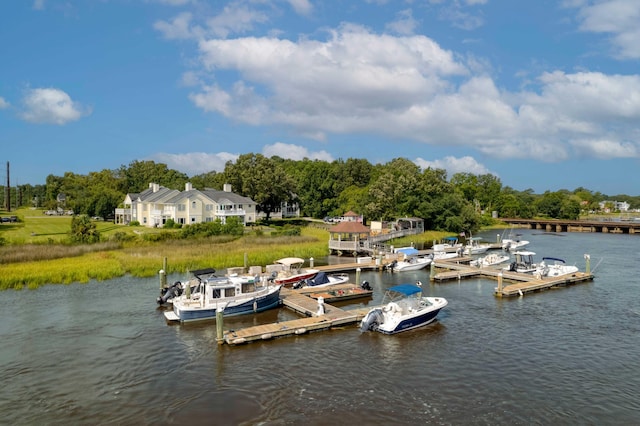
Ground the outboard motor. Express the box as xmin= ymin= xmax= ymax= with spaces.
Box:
xmin=360 ymin=308 xmax=384 ymax=332
xmin=157 ymin=281 xmax=183 ymax=305
xmin=509 ymin=262 xmax=517 ymax=272
xmin=360 ymin=280 xmax=372 ymax=291
xmin=386 ymin=260 xmax=397 ymax=271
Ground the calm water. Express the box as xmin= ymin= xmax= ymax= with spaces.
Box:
xmin=1 ymin=230 xmax=639 ymax=425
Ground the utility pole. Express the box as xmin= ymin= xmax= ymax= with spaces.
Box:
xmin=5 ymin=161 xmax=10 ymax=212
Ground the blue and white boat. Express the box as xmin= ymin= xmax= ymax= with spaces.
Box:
xmin=360 ymin=284 xmax=448 ymax=334
xmin=164 ymin=269 xmax=281 ymax=323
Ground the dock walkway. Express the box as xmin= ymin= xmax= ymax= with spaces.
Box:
xmin=223 ymin=285 xmax=375 ymax=345
xmin=431 ymin=258 xmax=594 ymax=297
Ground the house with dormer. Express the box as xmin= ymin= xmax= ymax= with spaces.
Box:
xmin=115 ymin=183 xmax=257 ymax=227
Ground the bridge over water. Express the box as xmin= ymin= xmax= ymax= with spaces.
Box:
xmin=501 ymin=218 xmax=640 ymax=234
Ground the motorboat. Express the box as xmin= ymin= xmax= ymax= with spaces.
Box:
xmin=163 ymin=269 xmax=281 ymax=323
xmin=294 ymin=271 xmax=350 ymax=289
xmin=463 ymin=237 xmax=491 ymax=255
xmin=440 ymin=236 xmax=463 ymax=249
xmin=388 ymin=248 xmax=433 ymax=271
xmin=504 ymin=251 xmax=539 ymax=273
xmin=360 ymin=283 xmax=448 ymax=334
xmin=502 ymin=237 xmax=530 ymax=252
xmin=500 ymin=228 xmax=530 ymax=252
xmin=535 ymin=257 xmax=579 ymax=278
xmin=269 ymin=257 xmax=319 ymax=287
xmin=432 ymin=244 xmax=460 ymax=260
xmin=470 ymin=252 xmax=510 ymax=268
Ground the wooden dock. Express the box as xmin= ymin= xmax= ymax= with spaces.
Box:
xmin=431 ymin=258 xmax=594 ymax=297
xmin=223 ymin=285 xmax=375 ymax=345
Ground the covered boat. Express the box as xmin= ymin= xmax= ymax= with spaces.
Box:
xmin=294 ymin=271 xmax=349 ymax=289
xmin=360 ymin=283 xmax=447 ymax=334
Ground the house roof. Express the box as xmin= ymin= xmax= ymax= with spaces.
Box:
xmin=201 ymin=189 xmax=255 ymax=205
xmin=342 ymin=210 xmax=360 ymax=217
xmin=329 ymin=221 xmax=370 ymax=233
xmin=126 ymin=184 xmax=256 ymax=206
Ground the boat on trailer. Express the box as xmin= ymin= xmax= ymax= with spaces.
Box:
xmin=360 ymin=283 xmax=447 ymax=334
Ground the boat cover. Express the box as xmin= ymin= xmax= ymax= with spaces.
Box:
xmin=388 ymin=284 xmax=422 ymax=296
xmin=308 ymin=272 xmax=330 ymax=286
xmin=396 ymin=247 xmax=419 ymax=256
xmin=542 ymin=257 xmax=565 ymax=263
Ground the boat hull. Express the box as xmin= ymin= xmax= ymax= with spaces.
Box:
xmin=378 ymin=307 xmax=444 ymax=334
xmin=168 ymin=288 xmax=281 ymax=323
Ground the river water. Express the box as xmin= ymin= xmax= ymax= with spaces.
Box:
xmin=1 ymin=229 xmax=639 ymax=425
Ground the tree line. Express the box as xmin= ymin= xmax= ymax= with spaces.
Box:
xmin=2 ymin=155 xmax=638 ymax=233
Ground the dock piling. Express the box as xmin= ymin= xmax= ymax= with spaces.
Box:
xmin=216 ymin=309 xmax=224 ymax=345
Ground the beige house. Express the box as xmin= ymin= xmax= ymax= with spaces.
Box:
xmin=115 ymin=183 xmax=257 ymax=227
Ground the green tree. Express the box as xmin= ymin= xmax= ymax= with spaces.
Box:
xmin=223 ymin=154 xmax=296 ymax=221
xmin=70 ymin=214 xmax=101 ymax=243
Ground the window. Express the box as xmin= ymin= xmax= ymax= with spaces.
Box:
xmin=192 ymin=201 xmax=196 ymax=208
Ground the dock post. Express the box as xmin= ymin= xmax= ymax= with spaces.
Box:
xmin=216 ymin=309 xmax=224 ymax=345
xmin=585 ymin=254 xmax=591 ymax=275
xmin=430 ymin=261 xmax=435 ymax=282
xmin=310 ymin=257 xmax=314 ymax=268
xmin=497 ymin=271 xmax=503 ymax=294
xmin=159 ymin=269 xmax=166 ymax=294
xmin=356 ymin=267 xmax=361 ymax=287
xmin=160 ymin=257 xmax=167 ymax=290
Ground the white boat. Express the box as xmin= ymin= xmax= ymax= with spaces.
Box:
xmin=389 ymin=248 xmax=433 ymax=271
xmin=440 ymin=236 xmax=463 ymax=249
xmin=360 ymin=283 xmax=448 ymax=334
xmin=500 ymin=228 xmax=530 ymax=252
xmin=535 ymin=257 xmax=579 ymax=278
xmin=504 ymin=251 xmax=539 ymax=273
xmin=432 ymin=244 xmax=460 ymax=260
xmin=463 ymin=237 xmax=491 ymax=255
xmin=294 ymin=271 xmax=350 ymax=289
xmin=471 ymin=252 xmax=511 ymax=268
xmin=269 ymin=257 xmax=320 ymax=287
xmin=502 ymin=237 xmax=530 ymax=252
xmin=164 ymin=269 xmax=281 ymax=323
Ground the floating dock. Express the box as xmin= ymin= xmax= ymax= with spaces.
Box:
xmin=223 ymin=284 xmax=375 ymax=345
xmin=430 ymin=258 xmax=595 ymax=297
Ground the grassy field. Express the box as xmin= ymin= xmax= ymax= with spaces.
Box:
xmin=0 ymin=207 xmax=455 ymax=290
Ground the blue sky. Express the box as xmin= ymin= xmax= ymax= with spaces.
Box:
xmin=1 ymin=1 xmax=639 ymax=195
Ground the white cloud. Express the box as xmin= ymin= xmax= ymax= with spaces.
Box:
xmin=286 ymin=0 xmax=313 ymax=16
xmin=0 ymin=97 xmax=9 ymax=109
xmin=572 ymin=0 xmax=640 ymax=59
xmin=20 ymin=88 xmax=90 ymax=125
xmin=151 ymin=152 xmax=239 ymax=176
xmin=181 ymin=21 xmax=640 ymax=163
xmin=414 ymin=156 xmax=493 ymax=176
xmin=206 ymin=3 xmax=269 ymax=38
xmin=154 ymin=12 xmax=203 ymax=40
xmin=155 ymin=0 xmax=194 ymax=5
xmin=570 ymin=138 xmax=638 ymax=158
xmin=32 ymin=0 xmax=45 ymax=11
xmin=262 ymin=142 xmax=334 ymax=161
xmin=386 ymin=9 xmax=418 ymax=35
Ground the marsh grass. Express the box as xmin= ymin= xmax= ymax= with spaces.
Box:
xmin=0 ymin=227 xmax=331 ymax=290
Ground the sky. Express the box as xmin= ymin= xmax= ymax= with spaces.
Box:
xmin=1 ymin=1 xmax=639 ymax=195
